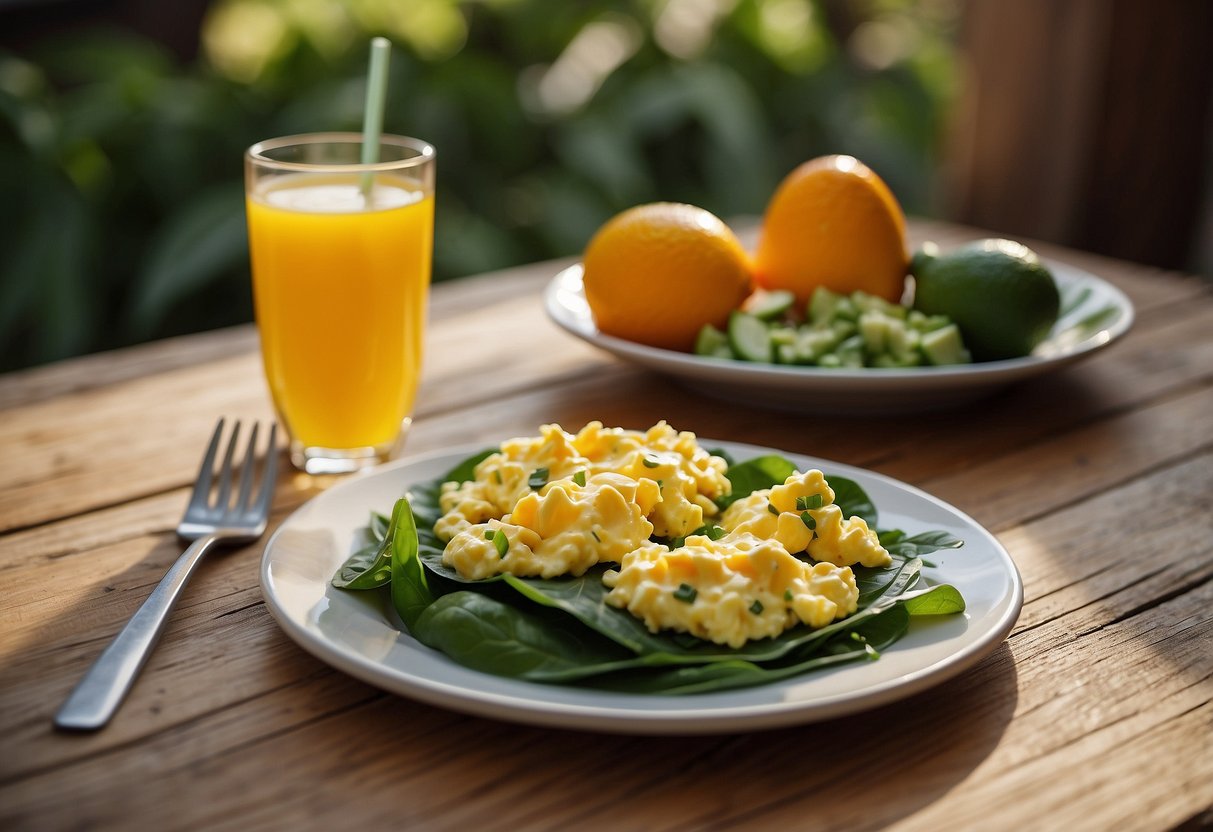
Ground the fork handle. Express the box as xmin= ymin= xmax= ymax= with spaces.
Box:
xmin=55 ymin=534 xmax=220 ymax=731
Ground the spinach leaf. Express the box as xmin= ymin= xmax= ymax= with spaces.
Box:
xmin=409 ymin=578 xmax=952 ymax=692
xmin=587 ymin=606 xmax=911 ymax=694
xmin=332 ymin=543 xmax=392 ymax=590
xmin=828 ymin=475 xmax=879 ymax=528
xmin=418 ymin=550 xmax=925 ymax=665
xmin=332 ymin=508 xmax=402 ymax=590
xmin=881 ymin=530 xmax=964 ymax=558
xmin=368 ymin=511 xmax=391 ymax=544
xmin=411 ymin=591 xmax=641 ymax=680
xmin=853 ymin=554 xmax=921 ymax=607
xmin=903 ymin=583 xmax=965 ymax=615
xmin=713 ymin=455 xmax=877 ymax=530
xmin=716 ymin=455 xmax=797 ymax=510
xmin=389 ymin=497 xmax=434 ymax=630
xmin=442 ymin=448 xmax=496 ymax=485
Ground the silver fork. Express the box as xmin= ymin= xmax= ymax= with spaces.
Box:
xmin=55 ymin=418 xmax=278 ymax=731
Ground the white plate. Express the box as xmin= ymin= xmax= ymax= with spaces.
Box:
xmin=543 ymin=260 xmax=1134 ymax=413
xmin=261 ymin=440 xmax=1023 ymax=734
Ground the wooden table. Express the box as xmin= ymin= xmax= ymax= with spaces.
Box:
xmin=2 ymin=219 xmax=1210 ymax=830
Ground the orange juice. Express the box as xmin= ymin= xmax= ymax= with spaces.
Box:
xmin=247 ymin=173 xmax=433 ymax=455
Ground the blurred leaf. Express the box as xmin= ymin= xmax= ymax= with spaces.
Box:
xmin=530 ymin=171 xmax=614 ymax=255
xmin=555 ymin=114 xmax=652 ymax=206
xmin=678 ymin=63 xmax=778 ymax=213
xmin=434 ymin=198 xmax=529 ymax=277
xmin=35 ymin=186 xmax=92 ymax=362
xmin=0 ymin=155 xmax=92 ymax=369
xmin=127 ymin=182 xmax=249 ymax=336
xmin=33 ymin=29 xmax=174 ymax=85
xmin=0 ymin=1 xmax=960 ymax=370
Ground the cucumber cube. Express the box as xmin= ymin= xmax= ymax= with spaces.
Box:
xmin=728 ymin=312 xmax=773 ymax=362
xmin=858 ymin=310 xmax=894 ymax=355
xmin=920 ymin=323 xmax=972 ymax=366
xmin=808 ymin=287 xmax=841 ymax=324
xmin=853 ymin=291 xmax=907 ymax=319
xmin=796 ymin=328 xmax=840 ymax=362
xmin=743 ymin=289 xmax=796 ymax=320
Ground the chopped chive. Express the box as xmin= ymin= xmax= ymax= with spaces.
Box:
xmin=767 ymin=502 xmax=780 ymax=515
xmin=573 ymin=470 xmax=586 ymax=487
xmin=921 ymin=558 xmax=937 ymax=568
xmin=528 ymin=467 xmax=549 ymax=490
xmin=851 ymin=632 xmax=865 ymax=642
xmin=704 ymin=525 xmax=725 ymax=541
xmin=483 ymin=530 xmax=495 ymax=540
xmin=591 ymin=530 xmax=601 ymax=543
xmin=783 ymin=589 xmax=793 ymax=602
xmin=493 ymin=470 xmax=503 ymax=485
xmin=657 ymin=479 xmax=664 ymax=489
xmin=491 ymin=529 xmax=509 ymax=558
xmin=673 ymin=583 xmax=697 ymax=603
xmin=797 ymin=494 xmax=823 ymax=511
xmin=642 ymin=456 xmax=660 ymax=468
xmin=800 ymin=511 xmax=816 ymax=530
xmin=749 ymin=600 xmax=764 ymax=615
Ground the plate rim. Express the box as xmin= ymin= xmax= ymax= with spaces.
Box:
xmin=542 ymin=259 xmax=1135 ymax=386
xmin=260 ymin=440 xmax=1024 ymax=734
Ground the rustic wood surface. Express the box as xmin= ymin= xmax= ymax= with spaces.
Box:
xmin=1 ymin=219 xmax=1210 ymax=831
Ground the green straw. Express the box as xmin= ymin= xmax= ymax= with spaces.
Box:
xmin=360 ymin=37 xmax=391 ymax=198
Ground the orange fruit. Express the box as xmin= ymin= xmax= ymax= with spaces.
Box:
xmin=754 ymin=155 xmax=908 ymax=305
xmin=582 ymin=202 xmax=753 ymax=352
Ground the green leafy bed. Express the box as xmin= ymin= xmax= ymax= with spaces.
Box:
xmin=332 ymin=450 xmax=965 ymax=695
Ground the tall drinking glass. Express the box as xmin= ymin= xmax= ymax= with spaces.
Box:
xmin=245 ymin=133 xmax=435 ymax=474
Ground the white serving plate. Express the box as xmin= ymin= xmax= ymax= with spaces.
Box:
xmin=543 ymin=261 xmax=1133 ymax=413
xmin=261 ymin=440 xmax=1022 ymax=735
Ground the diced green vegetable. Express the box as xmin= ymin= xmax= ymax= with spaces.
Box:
xmin=490 ymin=529 xmax=509 ymax=558
xmin=742 ymin=289 xmax=795 ymax=320
xmin=920 ymin=323 xmax=972 ymax=366
xmin=834 ymin=335 xmax=865 ymax=368
xmin=775 ymin=343 xmax=798 ymax=364
xmin=694 ymin=324 xmax=733 ymax=359
xmin=696 ymin=289 xmax=973 ymax=369
xmin=853 ymin=290 xmax=907 ymax=319
xmin=528 ymin=467 xmax=549 ymax=489
xmin=728 ymin=312 xmax=772 ymax=362
xmin=673 ymin=583 xmax=698 ymax=603
xmin=808 ymin=286 xmax=842 ymax=324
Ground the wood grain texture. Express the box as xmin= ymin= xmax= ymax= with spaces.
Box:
xmin=1 ymin=220 xmax=1210 ymax=831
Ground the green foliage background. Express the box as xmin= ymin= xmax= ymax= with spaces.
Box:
xmin=0 ymin=0 xmax=958 ymax=372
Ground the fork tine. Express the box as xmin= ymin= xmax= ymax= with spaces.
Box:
xmin=235 ymin=422 xmax=261 ymax=511
xmin=188 ymin=419 xmax=226 ymax=512
xmin=213 ymin=421 xmax=242 ymax=511
xmin=253 ymin=423 xmax=279 ymax=519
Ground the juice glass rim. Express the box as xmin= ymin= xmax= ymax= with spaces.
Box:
xmin=246 ymin=132 xmax=436 ymax=174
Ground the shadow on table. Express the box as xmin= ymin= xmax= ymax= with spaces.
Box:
xmin=341 ymin=641 xmax=1020 ymax=829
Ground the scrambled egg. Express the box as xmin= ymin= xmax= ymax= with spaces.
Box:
xmin=442 ymin=473 xmax=658 ymax=579
xmin=436 ymin=422 xmax=728 ymax=576
xmin=432 ymin=424 xmax=889 ymax=646
xmin=720 ymin=470 xmax=892 ymax=568
xmin=602 ymin=532 xmax=859 ymax=648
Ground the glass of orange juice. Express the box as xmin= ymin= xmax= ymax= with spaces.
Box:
xmin=244 ymin=133 xmax=435 ymax=474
